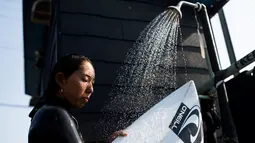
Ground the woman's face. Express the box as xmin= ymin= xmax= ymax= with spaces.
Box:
xmin=61 ymin=61 xmax=95 ymax=108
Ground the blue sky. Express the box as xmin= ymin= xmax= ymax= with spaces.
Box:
xmin=0 ymin=0 xmax=32 ymax=143
xmin=0 ymin=0 xmax=31 ymax=105
xmin=0 ymin=0 xmax=254 ymax=142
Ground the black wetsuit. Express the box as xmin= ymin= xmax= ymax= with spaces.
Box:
xmin=28 ymin=95 xmax=84 ymax=143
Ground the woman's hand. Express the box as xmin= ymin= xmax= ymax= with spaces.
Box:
xmin=108 ymin=130 xmax=128 ymax=143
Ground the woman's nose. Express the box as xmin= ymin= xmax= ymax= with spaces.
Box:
xmin=86 ymin=82 xmax=94 ymax=93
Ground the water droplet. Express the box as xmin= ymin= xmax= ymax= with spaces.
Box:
xmin=96 ymin=9 xmax=184 ymax=140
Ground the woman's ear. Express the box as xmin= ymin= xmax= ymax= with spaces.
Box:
xmin=55 ymin=72 xmax=67 ymax=89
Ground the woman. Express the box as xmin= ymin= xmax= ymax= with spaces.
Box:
xmin=28 ymin=54 xmax=127 ymax=143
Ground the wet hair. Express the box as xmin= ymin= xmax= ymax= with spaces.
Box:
xmin=44 ymin=54 xmax=93 ymax=96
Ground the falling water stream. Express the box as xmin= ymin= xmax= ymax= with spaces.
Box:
xmin=97 ymin=8 xmax=188 ymax=139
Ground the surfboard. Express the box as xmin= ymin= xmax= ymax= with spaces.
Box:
xmin=112 ymin=80 xmax=204 ymax=143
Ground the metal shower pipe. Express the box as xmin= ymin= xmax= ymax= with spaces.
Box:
xmin=167 ymin=1 xmax=203 ymax=18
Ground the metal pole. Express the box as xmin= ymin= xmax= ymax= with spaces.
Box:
xmin=218 ymin=9 xmax=237 ymax=64
xmin=197 ymin=4 xmax=239 ymax=143
xmin=198 ymin=5 xmax=220 ymax=73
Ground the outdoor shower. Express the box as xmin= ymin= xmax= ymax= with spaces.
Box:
xmin=168 ymin=1 xmax=240 ymax=143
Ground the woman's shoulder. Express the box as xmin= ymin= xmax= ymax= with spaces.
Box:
xmin=30 ymin=105 xmax=72 ymax=128
xmin=33 ymin=105 xmax=69 ymax=118
xmin=29 ymin=105 xmax=84 ymax=143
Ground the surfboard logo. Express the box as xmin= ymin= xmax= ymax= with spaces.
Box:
xmin=169 ymin=102 xmax=202 ymax=143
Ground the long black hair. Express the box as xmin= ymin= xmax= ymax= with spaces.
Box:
xmin=44 ymin=54 xmax=92 ymax=97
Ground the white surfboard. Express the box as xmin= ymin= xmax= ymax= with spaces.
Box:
xmin=112 ymin=80 xmax=204 ymax=143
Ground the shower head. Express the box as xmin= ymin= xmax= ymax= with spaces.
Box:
xmin=167 ymin=1 xmax=204 ymax=19
xmin=168 ymin=6 xmax=183 ymax=19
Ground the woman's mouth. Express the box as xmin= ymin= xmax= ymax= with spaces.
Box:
xmin=82 ymin=97 xmax=89 ymax=103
